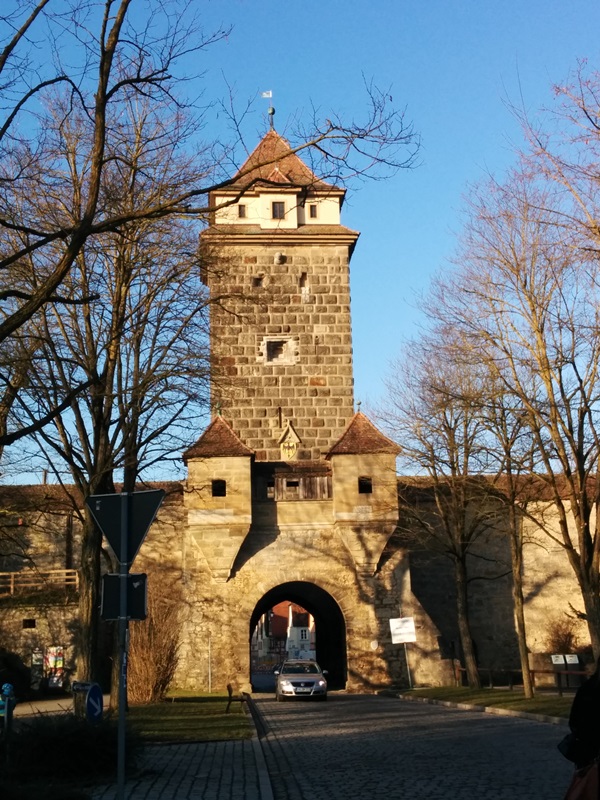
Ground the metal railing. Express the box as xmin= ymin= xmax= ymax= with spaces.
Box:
xmin=0 ymin=568 xmax=79 ymax=596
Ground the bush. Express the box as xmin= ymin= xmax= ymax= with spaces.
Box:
xmin=127 ymin=578 xmax=183 ymax=704
xmin=1 ymin=711 xmax=140 ymax=785
xmin=544 ymin=616 xmax=581 ymax=654
xmin=0 ymin=647 xmax=31 ymax=700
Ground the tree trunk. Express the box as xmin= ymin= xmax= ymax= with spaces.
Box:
xmin=582 ymin=587 xmax=600 ymax=660
xmin=510 ymin=514 xmax=533 ymax=697
xmin=74 ymin=513 xmax=102 ymax=716
xmin=454 ymin=556 xmax=481 ymax=689
xmin=510 ymin=507 xmax=533 ymax=697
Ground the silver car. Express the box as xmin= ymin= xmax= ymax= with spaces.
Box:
xmin=274 ymin=660 xmax=328 ymax=701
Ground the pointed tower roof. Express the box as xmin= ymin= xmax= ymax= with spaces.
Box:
xmin=326 ymin=412 xmax=400 ymax=458
xmin=182 ymin=416 xmax=254 ymax=462
xmin=229 ymin=130 xmax=339 ymax=193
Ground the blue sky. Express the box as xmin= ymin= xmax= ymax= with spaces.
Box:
xmin=193 ymin=0 xmax=600 ymax=407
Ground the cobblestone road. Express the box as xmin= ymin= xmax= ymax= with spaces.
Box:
xmin=255 ymin=694 xmax=573 ymax=800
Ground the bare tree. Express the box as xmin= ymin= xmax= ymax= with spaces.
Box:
xmin=436 ymin=161 xmax=600 ymax=658
xmin=4 ymin=87 xmax=217 ymax=690
xmin=469 ymin=370 xmax=540 ymax=697
xmin=382 ymin=339 xmax=508 ymax=688
xmin=0 ymin=1 xmax=420 ymax=448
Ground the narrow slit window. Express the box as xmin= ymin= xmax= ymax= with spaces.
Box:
xmin=212 ymin=479 xmax=227 ymax=497
xmin=358 ymin=476 xmax=373 ymax=494
xmin=309 ymin=204 xmax=318 ymax=219
xmin=238 ymin=204 xmax=247 ymax=218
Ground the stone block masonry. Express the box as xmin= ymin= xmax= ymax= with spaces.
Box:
xmin=209 ymin=243 xmax=355 ymax=461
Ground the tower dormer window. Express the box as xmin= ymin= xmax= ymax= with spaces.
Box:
xmin=238 ymin=204 xmax=246 ymax=219
xmin=309 ymin=204 xmax=318 ymax=219
xmin=272 ymin=201 xmax=285 ymax=219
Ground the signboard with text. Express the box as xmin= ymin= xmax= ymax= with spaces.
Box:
xmin=390 ymin=617 xmax=417 ymax=644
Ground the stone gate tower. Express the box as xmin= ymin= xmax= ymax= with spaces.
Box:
xmin=203 ymin=130 xmax=358 ymax=459
xmin=178 ymin=131 xmax=414 ymax=693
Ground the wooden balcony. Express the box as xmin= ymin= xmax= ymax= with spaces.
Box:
xmin=0 ymin=568 xmax=79 ymax=596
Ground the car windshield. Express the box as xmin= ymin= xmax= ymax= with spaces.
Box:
xmin=282 ymin=662 xmax=320 ymax=674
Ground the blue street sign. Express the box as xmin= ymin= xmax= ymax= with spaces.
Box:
xmin=86 ymin=682 xmax=103 ymax=725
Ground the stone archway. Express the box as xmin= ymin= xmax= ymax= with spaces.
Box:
xmin=249 ymin=581 xmax=347 ymax=689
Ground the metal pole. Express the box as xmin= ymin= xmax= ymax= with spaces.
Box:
xmin=208 ymin=631 xmax=212 ymax=694
xmin=117 ymin=493 xmax=129 ymax=800
xmin=404 ymin=643 xmax=412 ymax=689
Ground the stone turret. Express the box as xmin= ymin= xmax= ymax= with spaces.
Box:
xmin=327 ymin=412 xmax=400 ymax=576
xmin=182 ymin=416 xmax=253 ymax=582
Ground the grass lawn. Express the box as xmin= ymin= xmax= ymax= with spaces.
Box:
xmin=404 ymin=686 xmax=573 ymax=719
xmin=127 ymin=693 xmax=254 ymax=742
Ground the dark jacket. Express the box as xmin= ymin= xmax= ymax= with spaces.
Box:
xmin=569 ymin=671 xmax=600 ymax=768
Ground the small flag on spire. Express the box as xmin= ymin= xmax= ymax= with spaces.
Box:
xmin=261 ymin=90 xmax=273 ymax=98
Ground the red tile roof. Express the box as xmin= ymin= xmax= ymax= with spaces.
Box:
xmin=229 ymin=131 xmax=338 ymax=192
xmin=182 ymin=416 xmax=254 ymax=461
xmin=327 ymin=412 xmax=400 ymax=457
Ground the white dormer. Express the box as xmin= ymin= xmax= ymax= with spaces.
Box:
xmin=213 ymin=188 xmax=342 ymax=229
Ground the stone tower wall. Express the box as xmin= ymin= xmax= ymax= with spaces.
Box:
xmin=207 ymin=242 xmax=355 ymax=460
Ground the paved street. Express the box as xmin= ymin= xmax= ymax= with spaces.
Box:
xmin=254 ymin=693 xmax=573 ymax=800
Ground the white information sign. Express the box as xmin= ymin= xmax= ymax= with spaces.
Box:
xmin=390 ymin=617 xmax=417 ymax=644
xmin=551 ymin=654 xmax=566 ymax=665
xmin=565 ymin=655 xmax=579 ymax=665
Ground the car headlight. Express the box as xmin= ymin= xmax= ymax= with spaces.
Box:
xmin=280 ymin=680 xmax=293 ymax=690
xmin=317 ymin=680 xmax=326 ymax=687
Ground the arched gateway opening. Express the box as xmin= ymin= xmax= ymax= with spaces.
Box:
xmin=249 ymin=581 xmax=347 ymax=691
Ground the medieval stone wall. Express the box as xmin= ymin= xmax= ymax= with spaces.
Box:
xmin=0 ymin=484 xmax=594 ymax=693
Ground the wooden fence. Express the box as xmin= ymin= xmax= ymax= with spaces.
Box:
xmin=454 ymin=664 xmax=587 ymax=695
xmin=0 ymin=568 xmax=78 ymax=596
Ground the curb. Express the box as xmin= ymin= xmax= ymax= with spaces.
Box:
xmin=395 ymin=692 xmax=569 ymax=727
xmin=245 ymin=695 xmax=275 ymax=800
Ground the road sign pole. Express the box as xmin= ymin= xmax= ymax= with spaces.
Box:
xmin=84 ymin=487 xmax=164 ymax=800
xmin=117 ymin=493 xmax=129 ymax=800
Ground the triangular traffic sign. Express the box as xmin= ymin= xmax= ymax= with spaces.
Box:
xmin=85 ymin=489 xmax=165 ymax=566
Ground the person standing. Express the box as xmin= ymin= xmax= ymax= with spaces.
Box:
xmin=568 ymin=657 xmax=600 ymax=769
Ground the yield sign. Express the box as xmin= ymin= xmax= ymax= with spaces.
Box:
xmin=85 ymin=490 xmax=165 ymax=567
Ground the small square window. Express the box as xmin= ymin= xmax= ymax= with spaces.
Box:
xmin=212 ymin=479 xmax=227 ymax=497
xmin=261 ymin=337 xmax=297 ymax=365
xmin=23 ymin=618 xmax=36 ymax=629
xmin=238 ymin=204 xmax=246 ymax=218
xmin=266 ymin=340 xmax=286 ymax=362
xmin=358 ymin=476 xmax=373 ymax=494
xmin=309 ymin=204 xmax=318 ymax=219
xmin=272 ymin=201 xmax=285 ymax=219
xmin=252 ymin=275 xmax=264 ymax=288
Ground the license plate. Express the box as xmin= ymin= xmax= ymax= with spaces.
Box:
xmin=295 ymin=687 xmax=311 ymax=693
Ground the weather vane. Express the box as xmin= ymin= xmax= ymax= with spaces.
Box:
xmin=261 ymin=90 xmax=275 ymax=129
